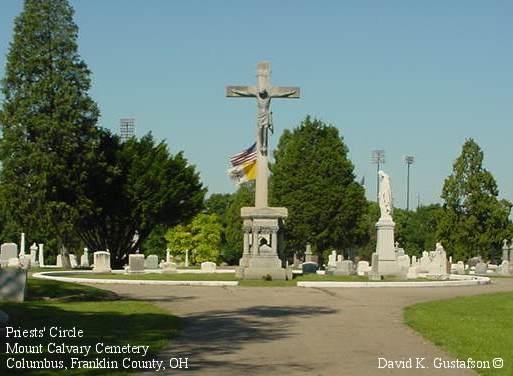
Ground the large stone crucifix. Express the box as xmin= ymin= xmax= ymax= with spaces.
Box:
xmin=226 ymin=61 xmax=300 ymax=208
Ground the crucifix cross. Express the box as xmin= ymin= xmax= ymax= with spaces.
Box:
xmin=226 ymin=61 xmax=300 ymax=208
xmin=226 ymin=61 xmax=300 ymax=156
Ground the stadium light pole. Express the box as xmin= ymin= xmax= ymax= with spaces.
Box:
xmin=371 ymin=150 xmax=385 ymax=203
xmin=404 ymin=155 xmax=415 ymax=211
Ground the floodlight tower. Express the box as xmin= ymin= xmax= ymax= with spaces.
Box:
xmin=120 ymin=118 xmax=135 ymax=142
xmin=404 ymin=155 xmax=415 ymax=211
xmin=371 ymin=149 xmax=385 ymax=203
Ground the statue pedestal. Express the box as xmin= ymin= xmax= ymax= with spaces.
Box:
xmin=236 ymin=206 xmax=290 ymax=280
xmin=374 ymin=218 xmax=400 ymax=276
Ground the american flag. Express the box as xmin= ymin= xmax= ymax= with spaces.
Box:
xmin=230 ymin=143 xmax=257 ymax=167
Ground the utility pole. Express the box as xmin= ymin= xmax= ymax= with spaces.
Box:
xmin=371 ymin=150 xmax=385 ymax=202
xmin=404 ymin=155 xmax=415 ymax=211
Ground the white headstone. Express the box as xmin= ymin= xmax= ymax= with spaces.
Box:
xmin=56 ymin=254 xmax=63 ymax=267
xmin=406 ymin=266 xmax=418 ymax=279
xmin=1 ymin=243 xmax=18 ymax=262
xmin=80 ymin=248 xmax=89 ymax=267
xmin=30 ymin=243 xmax=38 ymax=265
xmin=201 ymin=261 xmax=217 ymax=273
xmin=144 ymin=254 xmax=159 ymax=270
xmin=166 ymin=248 xmax=171 ymax=263
xmin=38 ymin=243 xmax=44 ymax=267
xmin=328 ymin=251 xmax=337 ymax=268
xmin=356 ymin=260 xmax=371 ymax=276
xmin=69 ymin=254 xmax=78 ymax=268
xmin=305 ymin=243 xmax=313 ymax=262
xmin=161 ymin=261 xmax=177 ymax=273
xmin=397 ymin=254 xmax=411 ymax=273
xmin=333 ymin=260 xmax=355 ymax=276
xmin=475 ymin=261 xmax=488 ymax=275
xmin=185 ymin=249 xmax=189 ymax=267
xmin=92 ymin=251 xmax=111 ymax=273
xmin=128 ymin=254 xmax=145 ymax=273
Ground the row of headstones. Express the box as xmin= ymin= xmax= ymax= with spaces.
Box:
xmin=0 ymin=240 xmax=45 ymax=269
xmin=125 ymin=251 xmax=218 ymax=274
xmin=300 ymin=242 xmax=450 ymax=279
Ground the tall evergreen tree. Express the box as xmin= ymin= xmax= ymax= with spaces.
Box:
xmin=0 ymin=0 xmax=99 ymax=253
xmin=437 ymin=138 xmax=512 ymax=261
xmin=270 ymin=116 xmax=368 ymax=260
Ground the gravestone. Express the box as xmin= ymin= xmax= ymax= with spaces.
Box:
xmin=166 ymin=248 xmax=171 ymax=263
xmin=406 ymin=266 xmax=418 ymax=279
xmin=426 ymin=243 xmax=448 ymax=275
xmin=144 ymin=255 xmax=159 ymax=270
xmin=327 ymin=250 xmax=337 ymax=272
xmin=201 ymin=261 xmax=217 ymax=273
xmin=92 ymin=251 xmax=111 ymax=273
xmin=1 ymin=243 xmax=18 ymax=263
xmin=0 ymin=268 xmax=27 ymax=302
xmin=56 ymin=254 xmax=63 ymax=267
xmin=80 ymin=248 xmax=89 ymax=267
xmin=69 ymin=254 xmax=78 ymax=269
xmin=38 ymin=244 xmax=44 ymax=267
xmin=161 ymin=262 xmax=177 ymax=273
xmin=454 ymin=261 xmax=465 ymax=275
xmin=397 ymin=254 xmax=411 ymax=274
xmin=30 ymin=243 xmax=38 ymax=266
xmin=356 ymin=261 xmax=371 ymax=276
xmin=332 ymin=260 xmax=355 ymax=276
xmin=302 ymin=261 xmax=318 ymax=274
xmin=128 ymin=254 xmax=145 ymax=273
xmin=304 ymin=243 xmax=313 ymax=263
xmin=475 ymin=262 xmax=488 ymax=275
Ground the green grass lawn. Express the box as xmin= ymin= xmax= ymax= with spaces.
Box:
xmin=405 ymin=292 xmax=513 ymax=376
xmin=54 ymin=272 xmax=438 ymax=286
xmin=0 ymin=278 xmax=179 ymax=376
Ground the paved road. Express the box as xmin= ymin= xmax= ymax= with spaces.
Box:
xmin=98 ymin=279 xmax=513 ymax=376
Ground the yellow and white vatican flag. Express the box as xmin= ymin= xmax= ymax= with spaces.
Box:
xmin=228 ymin=143 xmax=257 ymax=184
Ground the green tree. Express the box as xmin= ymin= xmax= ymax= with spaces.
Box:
xmin=224 ymin=183 xmax=255 ymax=262
xmin=76 ymin=131 xmax=205 ymax=267
xmin=437 ymin=138 xmax=512 ymax=261
xmin=395 ymin=204 xmax=441 ymax=256
xmin=0 ymin=0 xmax=100 ymax=257
xmin=205 ymin=193 xmax=233 ymax=219
xmin=270 ymin=116 xmax=368 ymax=261
xmin=165 ymin=213 xmax=222 ymax=264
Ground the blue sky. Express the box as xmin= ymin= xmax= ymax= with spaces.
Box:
xmin=1 ymin=1 xmax=512 ymax=208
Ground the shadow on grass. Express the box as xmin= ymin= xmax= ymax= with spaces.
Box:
xmin=26 ymin=279 xmax=119 ymax=302
xmin=156 ymin=305 xmax=338 ymax=373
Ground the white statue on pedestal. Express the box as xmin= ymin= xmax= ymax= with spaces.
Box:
xmin=378 ymin=170 xmax=393 ymax=220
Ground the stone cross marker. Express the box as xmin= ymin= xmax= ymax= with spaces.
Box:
xmin=226 ymin=61 xmax=300 ymax=208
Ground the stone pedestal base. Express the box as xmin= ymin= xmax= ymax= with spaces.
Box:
xmin=375 ymin=218 xmax=400 ymax=276
xmin=237 ymin=206 xmax=289 ymax=280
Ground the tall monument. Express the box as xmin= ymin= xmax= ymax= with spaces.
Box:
xmin=226 ymin=61 xmax=300 ymax=279
xmin=373 ymin=171 xmax=400 ymax=276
